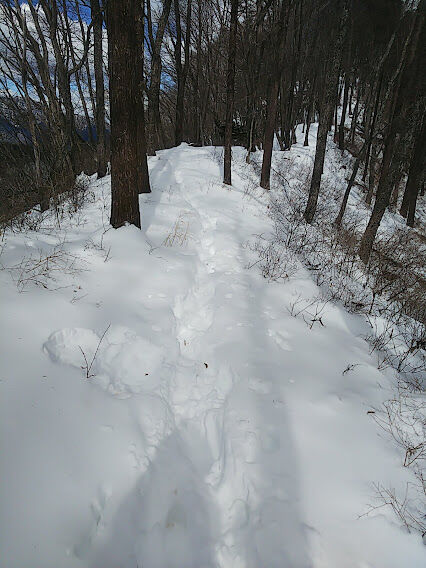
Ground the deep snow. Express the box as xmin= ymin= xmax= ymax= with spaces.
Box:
xmin=0 ymin=143 xmax=425 ymax=567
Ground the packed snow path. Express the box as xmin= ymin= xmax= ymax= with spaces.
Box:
xmin=0 ymin=144 xmax=424 ymax=567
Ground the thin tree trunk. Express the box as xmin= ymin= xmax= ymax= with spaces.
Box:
xmin=260 ymin=78 xmax=279 ymax=189
xmin=21 ymin=17 xmax=46 ymax=210
xmin=174 ymin=0 xmax=192 ymax=146
xmin=91 ymin=0 xmax=107 ymax=178
xmin=304 ymin=0 xmax=349 ymax=223
xmin=338 ymin=76 xmax=349 ymax=150
xmin=334 ymin=142 xmax=366 ymax=226
xmin=304 ymin=75 xmax=316 ymax=146
xmin=223 ymin=0 xmax=238 ymax=185
xmin=349 ymin=82 xmax=359 ymax=145
xmin=365 ymin=141 xmax=378 ymax=205
xmin=147 ymin=0 xmax=173 ymax=154
xmin=362 ymin=74 xmax=383 ymax=181
xmin=75 ymin=0 xmax=96 ymax=125
xmin=136 ymin=0 xmax=151 ymax=193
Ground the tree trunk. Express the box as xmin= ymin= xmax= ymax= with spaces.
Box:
xmin=338 ymin=77 xmax=349 ymax=150
xmin=349 ymin=82 xmax=360 ymax=145
xmin=174 ymin=0 xmax=192 ymax=146
xmin=359 ymin=9 xmax=422 ymax=262
xmin=136 ymin=0 xmax=151 ymax=194
xmin=365 ymin=140 xmax=379 ymax=205
xmin=91 ymin=0 xmax=107 ymax=178
xmin=195 ymin=0 xmax=204 ymax=146
xmin=108 ymin=0 xmax=141 ymax=228
xmin=260 ymin=79 xmax=279 ymax=189
xmin=304 ymin=0 xmax=349 ymax=223
xmin=223 ymin=0 xmax=238 ymax=186
xmin=260 ymin=0 xmax=290 ymax=188
xmin=401 ymin=112 xmax=425 ymax=225
xmin=334 ymin=142 xmax=366 ymax=226
xmin=362 ymin=73 xmax=383 ymax=181
xmin=147 ymin=0 xmax=173 ymax=154
xmin=304 ymin=75 xmax=316 ymax=147
xmin=358 ymin=135 xmax=397 ymax=263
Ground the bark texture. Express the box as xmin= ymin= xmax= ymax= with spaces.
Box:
xmin=108 ymin=0 xmax=141 ymax=228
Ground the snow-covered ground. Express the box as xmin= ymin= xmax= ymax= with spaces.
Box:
xmin=0 ymin=143 xmax=425 ymax=567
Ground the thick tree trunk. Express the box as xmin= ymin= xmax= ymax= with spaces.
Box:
xmin=358 ymin=135 xmax=397 ymax=263
xmin=108 ymin=0 xmax=141 ymax=228
xmin=223 ymin=0 xmax=238 ymax=186
xmin=260 ymin=0 xmax=290 ymax=188
xmin=401 ymin=112 xmax=425 ymax=225
xmin=304 ymin=106 xmax=331 ymax=222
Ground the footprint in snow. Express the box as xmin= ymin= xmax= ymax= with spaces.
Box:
xmin=43 ymin=326 xmax=166 ymax=396
xmin=260 ymin=426 xmax=281 ymax=453
xmin=268 ymin=329 xmax=292 ymax=351
xmin=72 ymin=485 xmax=111 ymax=559
xmin=248 ymin=377 xmax=272 ymax=394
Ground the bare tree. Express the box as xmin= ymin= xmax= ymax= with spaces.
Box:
xmin=359 ymin=7 xmax=423 ymax=263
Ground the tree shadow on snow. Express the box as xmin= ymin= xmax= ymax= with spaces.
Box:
xmin=139 ymin=153 xmax=173 ymax=237
xmin=88 ymin=425 xmax=219 ymax=568
xmin=208 ymin=222 xmax=315 ymax=568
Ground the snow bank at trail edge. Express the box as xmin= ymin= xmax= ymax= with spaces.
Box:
xmin=0 ymin=142 xmax=425 ymax=568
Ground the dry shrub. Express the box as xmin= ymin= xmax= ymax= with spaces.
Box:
xmin=5 ymin=240 xmax=84 ymax=292
xmin=163 ymin=211 xmax=192 ymax=247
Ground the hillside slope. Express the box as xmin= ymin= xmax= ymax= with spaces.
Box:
xmin=0 ymin=143 xmax=424 ymax=567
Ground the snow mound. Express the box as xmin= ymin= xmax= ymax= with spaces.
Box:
xmin=44 ymin=325 xmax=165 ymax=396
xmin=43 ymin=327 xmax=100 ymax=366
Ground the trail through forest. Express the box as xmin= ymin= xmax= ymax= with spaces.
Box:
xmin=0 ymin=144 xmax=424 ymax=567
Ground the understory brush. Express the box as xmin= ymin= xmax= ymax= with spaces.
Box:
xmin=246 ymin=149 xmax=425 ymax=537
xmin=0 ymin=173 xmax=103 ymax=292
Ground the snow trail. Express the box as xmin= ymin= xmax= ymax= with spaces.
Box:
xmin=159 ymin=147 xmax=309 ymax=566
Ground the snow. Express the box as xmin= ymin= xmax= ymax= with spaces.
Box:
xmin=0 ymin=143 xmax=425 ymax=567
xmin=44 ymin=326 xmax=166 ymax=396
